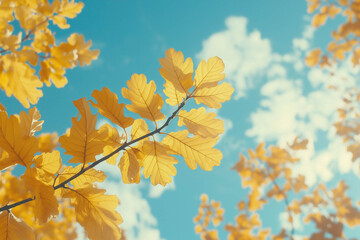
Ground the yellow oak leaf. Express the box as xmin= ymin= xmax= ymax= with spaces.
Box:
xmin=178 ymin=107 xmax=224 ymax=138
xmin=119 ymin=148 xmax=141 ymax=184
xmin=20 ymin=107 xmax=44 ymax=137
xmin=0 ymin=111 xmax=38 ymax=169
xmin=194 ymin=57 xmax=225 ymax=90
xmin=122 ymin=73 xmax=165 ymax=122
xmin=163 ymin=130 xmax=222 ymax=170
xmin=0 ymin=211 xmax=35 ymax=240
xmin=38 ymin=132 xmax=59 ymax=152
xmin=193 ymin=82 xmax=234 ymax=109
xmin=142 ymin=140 xmax=178 ymax=186
xmin=34 ymin=183 xmax=59 ymax=224
xmin=67 ymin=33 xmax=100 ymax=66
xmin=160 ymin=48 xmax=193 ymax=105
xmin=32 ymin=29 xmax=55 ymax=53
xmin=58 ymin=0 xmax=84 ymax=18
xmin=98 ymin=123 xmax=125 ymax=165
xmin=58 ymin=165 xmax=106 ymax=188
xmin=312 ymin=13 xmax=327 ymax=28
xmin=163 ymin=81 xmax=186 ymax=106
xmin=22 ymin=168 xmax=59 ymax=224
xmin=306 ymin=49 xmax=322 ymax=67
xmin=63 ymin=186 xmax=123 ymax=240
xmin=0 ymin=56 xmax=43 ymax=108
xmin=33 ymin=151 xmax=62 ymax=176
xmin=131 ymin=118 xmax=149 ymax=140
xmin=16 ymin=47 xmax=39 ymax=66
xmin=59 ymin=98 xmax=105 ymax=165
xmin=91 ymin=87 xmax=134 ymax=129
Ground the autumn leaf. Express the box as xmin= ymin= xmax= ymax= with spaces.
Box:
xmin=194 ymin=57 xmax=225 ymax=90
xmin=131 ymin=118 xmax=149 ymax=140
xmin=67 ymin=33 xmax=100 ymax=66
xmin=0 ymin=111 xmax=38 ymax=169
xmin=0 ymin=56 xmax=43 ymax=108
xmin=142 ymin=140 xmax=178 ymax=186
xmin=33 ymin=151 xmax=62 ymax=176
xmin=178 ymin=107 xmax=224 ymax=138
xmin=305 ymin=49 xmax=322 ymax=67
xmin=20 ymin=107 xmax=44 ymax=137
xmin=122 ymin=73 xmax=165 ymax=122
xmin=98 ymin=124 xmax=125 ymax=165
xmin=91 ymin=87 xmax=134 ymax=129
xmin=63 ymin=186 xmax=123 ymax=240
xmin=22 ymin=168 xmax=59 ymax=224
xmin=119 ymin=148 xmax=141 ymax=184
xmin=193 ymin=82 xmax=234 ymax=109
xmin=160 ymin=48 xmax=193 ymax=105
xmin=59 ymin=98 xmax=105 ymax=165
xmin=163 ymin=130 xmax=222 ymax=170
xmin=0 ymin=211 xmax=35 ymax=240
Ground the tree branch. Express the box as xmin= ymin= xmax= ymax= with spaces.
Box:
xmin=0 ymin=96 xmax=189 ymax=212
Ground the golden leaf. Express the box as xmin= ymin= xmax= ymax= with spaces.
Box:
xmin=142 ymin=140 xmax=178 ymax=186
xmin=59 ymin=98 xmax=105 ymax=165
xmin=194 ymin=57 xmax=225 ymax=90
xmin=67 ymin=33 xmax=100 ymax=67
xmin=160 ymin=48 xmax=193 ymax=105
xmin=98 ymin=123 xmax=125 ymax=165
xmin=119 ymin=148 xmax=141 ymax=184
xmin=20 ymin=107 xmax=44 ymax=137
xmin=63 ymin=186 xmax=123 ymax=240
xmin=38 ymin=132 xmax=59 ymax=153
xmin=131 ymin=118 xmax=149 ymax=140
xmin=0 ymin=56 xmax=43 ymax=108
xmin=91 ymin=87 xmax=134 ymax=129
xmin=33 ymin=151 xmax=62 ymax=176
xmin=193 ymin=82 xmax=234 ymax=109
xmin=0 ymin=211 xmax=35 ymax=240
xmin=163 ymin=130 xmax=222 ymax=170
xmin=122 ymin=73 xmax=165 ymax=122
xmin=178 ymin=107 xmax=224 ymax=138
xmin=0 ymin=111 xmax=38 ymax=169
xmin=305 ymin=49 xmax=322 ymax=67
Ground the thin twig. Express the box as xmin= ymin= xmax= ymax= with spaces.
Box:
xmin=0 ymin=96 xmax=189 ymax=212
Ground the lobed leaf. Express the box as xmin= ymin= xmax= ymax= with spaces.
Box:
xmin=122 ymin=74 xmax=165 ymax=122
xmin=163 ymin=130 xmax=222 ymax=170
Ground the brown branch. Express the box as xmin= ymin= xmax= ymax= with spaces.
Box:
xmin=0 ymin=96 xmax=189 ymax=212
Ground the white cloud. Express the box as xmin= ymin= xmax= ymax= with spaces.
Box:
xmin=196 ymin=16 xmax=272 ymax=99
xmin=148 ymin=181 xmax=175 ymax=198
xmin=197 ymin=15 xmax=360 ymax=186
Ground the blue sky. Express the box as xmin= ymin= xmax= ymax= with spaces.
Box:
xmin=2 ymin=0 xmax=360 ymax=239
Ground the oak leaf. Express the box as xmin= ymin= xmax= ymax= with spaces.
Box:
xmin=160 ymin=48 xmax=193 ymax=105
xmin=0 ymin=111 xmax=38 ymax=169
xmin=122 ymin=73 xmax=165 ymax=122
xmin=0 ymin=211 xmax=35 ymax=240
xmin=193 ymin=82 xmax=234 ymax=109
xmin=91 ymin=87 xmax=134 ymax=129
xmin=178 ymin=107 xmax=224 ymax=138
xmin=163 ymin=130 xmax=222 ymax=170
xmin=59 ymin=98 xmax=105 ymax=165
xmin=142 ymin=140 xmax=178 ymax=186
xmin=63 ymin=186 xmax=123 ymax=240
